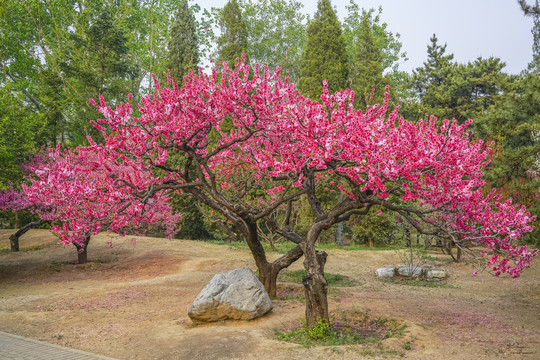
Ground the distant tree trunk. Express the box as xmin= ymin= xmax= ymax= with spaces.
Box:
xmin=9 ymin=220 xmax=49 ymax=252
xmin=335 ymin=193 xmax=345 ymax=246
xmin=335 ymin=222 xmax=344 ymax=246
xmin=73 ymin=235 xmax=91 ymax=264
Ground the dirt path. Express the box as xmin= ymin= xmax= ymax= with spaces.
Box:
xmin=1 ymin=230 xmax=539 ymax=359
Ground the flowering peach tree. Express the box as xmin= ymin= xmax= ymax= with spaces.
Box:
xmin=37 ymin=57 xmax=536 ymax=324
xmin=22 ymin=145 xmax=179 ymax=263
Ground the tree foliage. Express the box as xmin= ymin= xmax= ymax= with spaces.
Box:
xmin=216 ymin=0 xmax=250 ymax=66
xmin=343 ymin=3 xmax=408 ymax=107
xmin=298 ymin=0 xmax=348 ymax=99
xmin=242 ymin=0 xmax=307 ymax=82
xmin=406 ymin=35 xmax=505 ymax=125
xmin=168 ymin=0 xmax=199 ymax=83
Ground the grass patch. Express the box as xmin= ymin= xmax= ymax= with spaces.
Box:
xmin=274 ymin=308 xmax=406 ymax=347
xmin=279 ymin=269 xmax=355 ymax=287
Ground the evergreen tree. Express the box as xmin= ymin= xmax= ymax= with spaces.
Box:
xmin=167 ymin=0 xmax=199 ymax=83
xmin=411 ymin=34 xmax=454 ymax=102
xmin=406 ymin=35 xmax=505 ymax=125
xmin=350 ymin=14 xmax=389 ymax=108
xmin=298 ymin=0 xmax=348 ymax=99
xmin=344 ymin=3 xmax=408 ymax=109
xmin=216 ymin=0 xmax=249 ymax=66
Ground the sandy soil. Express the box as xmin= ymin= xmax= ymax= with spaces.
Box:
xmin=0 ymin=229 xmax=539 ymax=360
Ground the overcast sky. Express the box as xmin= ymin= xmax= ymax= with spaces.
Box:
xmin=195 ymin=0 xmax=535 ymax=74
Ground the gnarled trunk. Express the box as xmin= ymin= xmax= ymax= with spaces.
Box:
xmin=74 ymin=235 xmax=91 ymax=264
xmin=301 ymin=239 xmax=329 ymax=327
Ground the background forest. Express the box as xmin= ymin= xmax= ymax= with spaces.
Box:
xmin=2 ymin=0 xmax=540 ymax=249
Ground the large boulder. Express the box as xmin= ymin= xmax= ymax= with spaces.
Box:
xmin=188 ymin=267 xmax=273 ymax=323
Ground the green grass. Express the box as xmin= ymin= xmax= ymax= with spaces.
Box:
xmin=278 ymin=269 xmax=355 ymax=287
xmin=273 ymin=308 xmax=407 ymax=347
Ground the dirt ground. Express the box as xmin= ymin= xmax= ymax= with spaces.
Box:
xmin=0 ymin=229 xmax=539 ymax=360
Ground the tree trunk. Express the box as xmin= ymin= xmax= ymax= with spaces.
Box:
xmin=9 ymin=220 xmax=49 ymax=252
xmin=301 ymin=239 xmax=329 ymax=327
xmin=335 ymin=222 xmax=344 ymax=246
xmin=74 ymin=235 xmax=91 ymax=264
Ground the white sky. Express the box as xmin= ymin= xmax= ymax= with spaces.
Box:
xmin=195 ymin=0 xmax=535 ymax=74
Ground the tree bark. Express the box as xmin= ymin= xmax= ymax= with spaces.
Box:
xmin=9 ymin=220 xmax=49 ymax=252
xmin=74 ymin=235 xmax=91 ymax=264
xmin=301 ymin=237 xmax=329 ymax=327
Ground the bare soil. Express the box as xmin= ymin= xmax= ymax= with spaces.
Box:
xmin=0 ymin=229 xmax=539 ymax=360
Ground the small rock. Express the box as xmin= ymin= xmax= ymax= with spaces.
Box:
xmin=375 ymin=266 xmax=396 ymax=278
xmin=188 ymin=267 xmax=273 ymax=323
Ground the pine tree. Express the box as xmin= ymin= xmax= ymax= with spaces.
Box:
xmin=168 ymin=0 xmax=199 ymax=83
xmin=350 ymin=14 xmax=389 ymax=108
xmin=216 ymin=0 xmax=249 ymax=66
xmin=298 ymin=0 xmax=348 ymax=99
xmin=407 ymin=35 xmax=504 ymax=124
xmin=412 ymin=34 xmax=454 ymax=100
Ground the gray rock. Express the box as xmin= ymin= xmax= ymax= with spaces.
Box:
xmin=188 ymin=267 xmax=273 ymax=323
xmin=397 ymin=265 xmax=423 ymax=278
xmin=375 ymin=266 xmax=396 ymax=278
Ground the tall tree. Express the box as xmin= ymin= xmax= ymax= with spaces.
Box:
xmin=216 ymin=0 xmax=249 ymax=66
xmin=411 ymin=34 xmax=455 ymax=103
xmin=344 ymin=3 xmax=408 ymax=108
xmin=349 ymin=13 xmax=389 ymax=108
xmin=242 ymin=0 xmax=307 ymax=82
xmin=167 ymin=0 xmax=199 ymax=83
xmin=298 ymin=0 xmax=348 ymax=99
